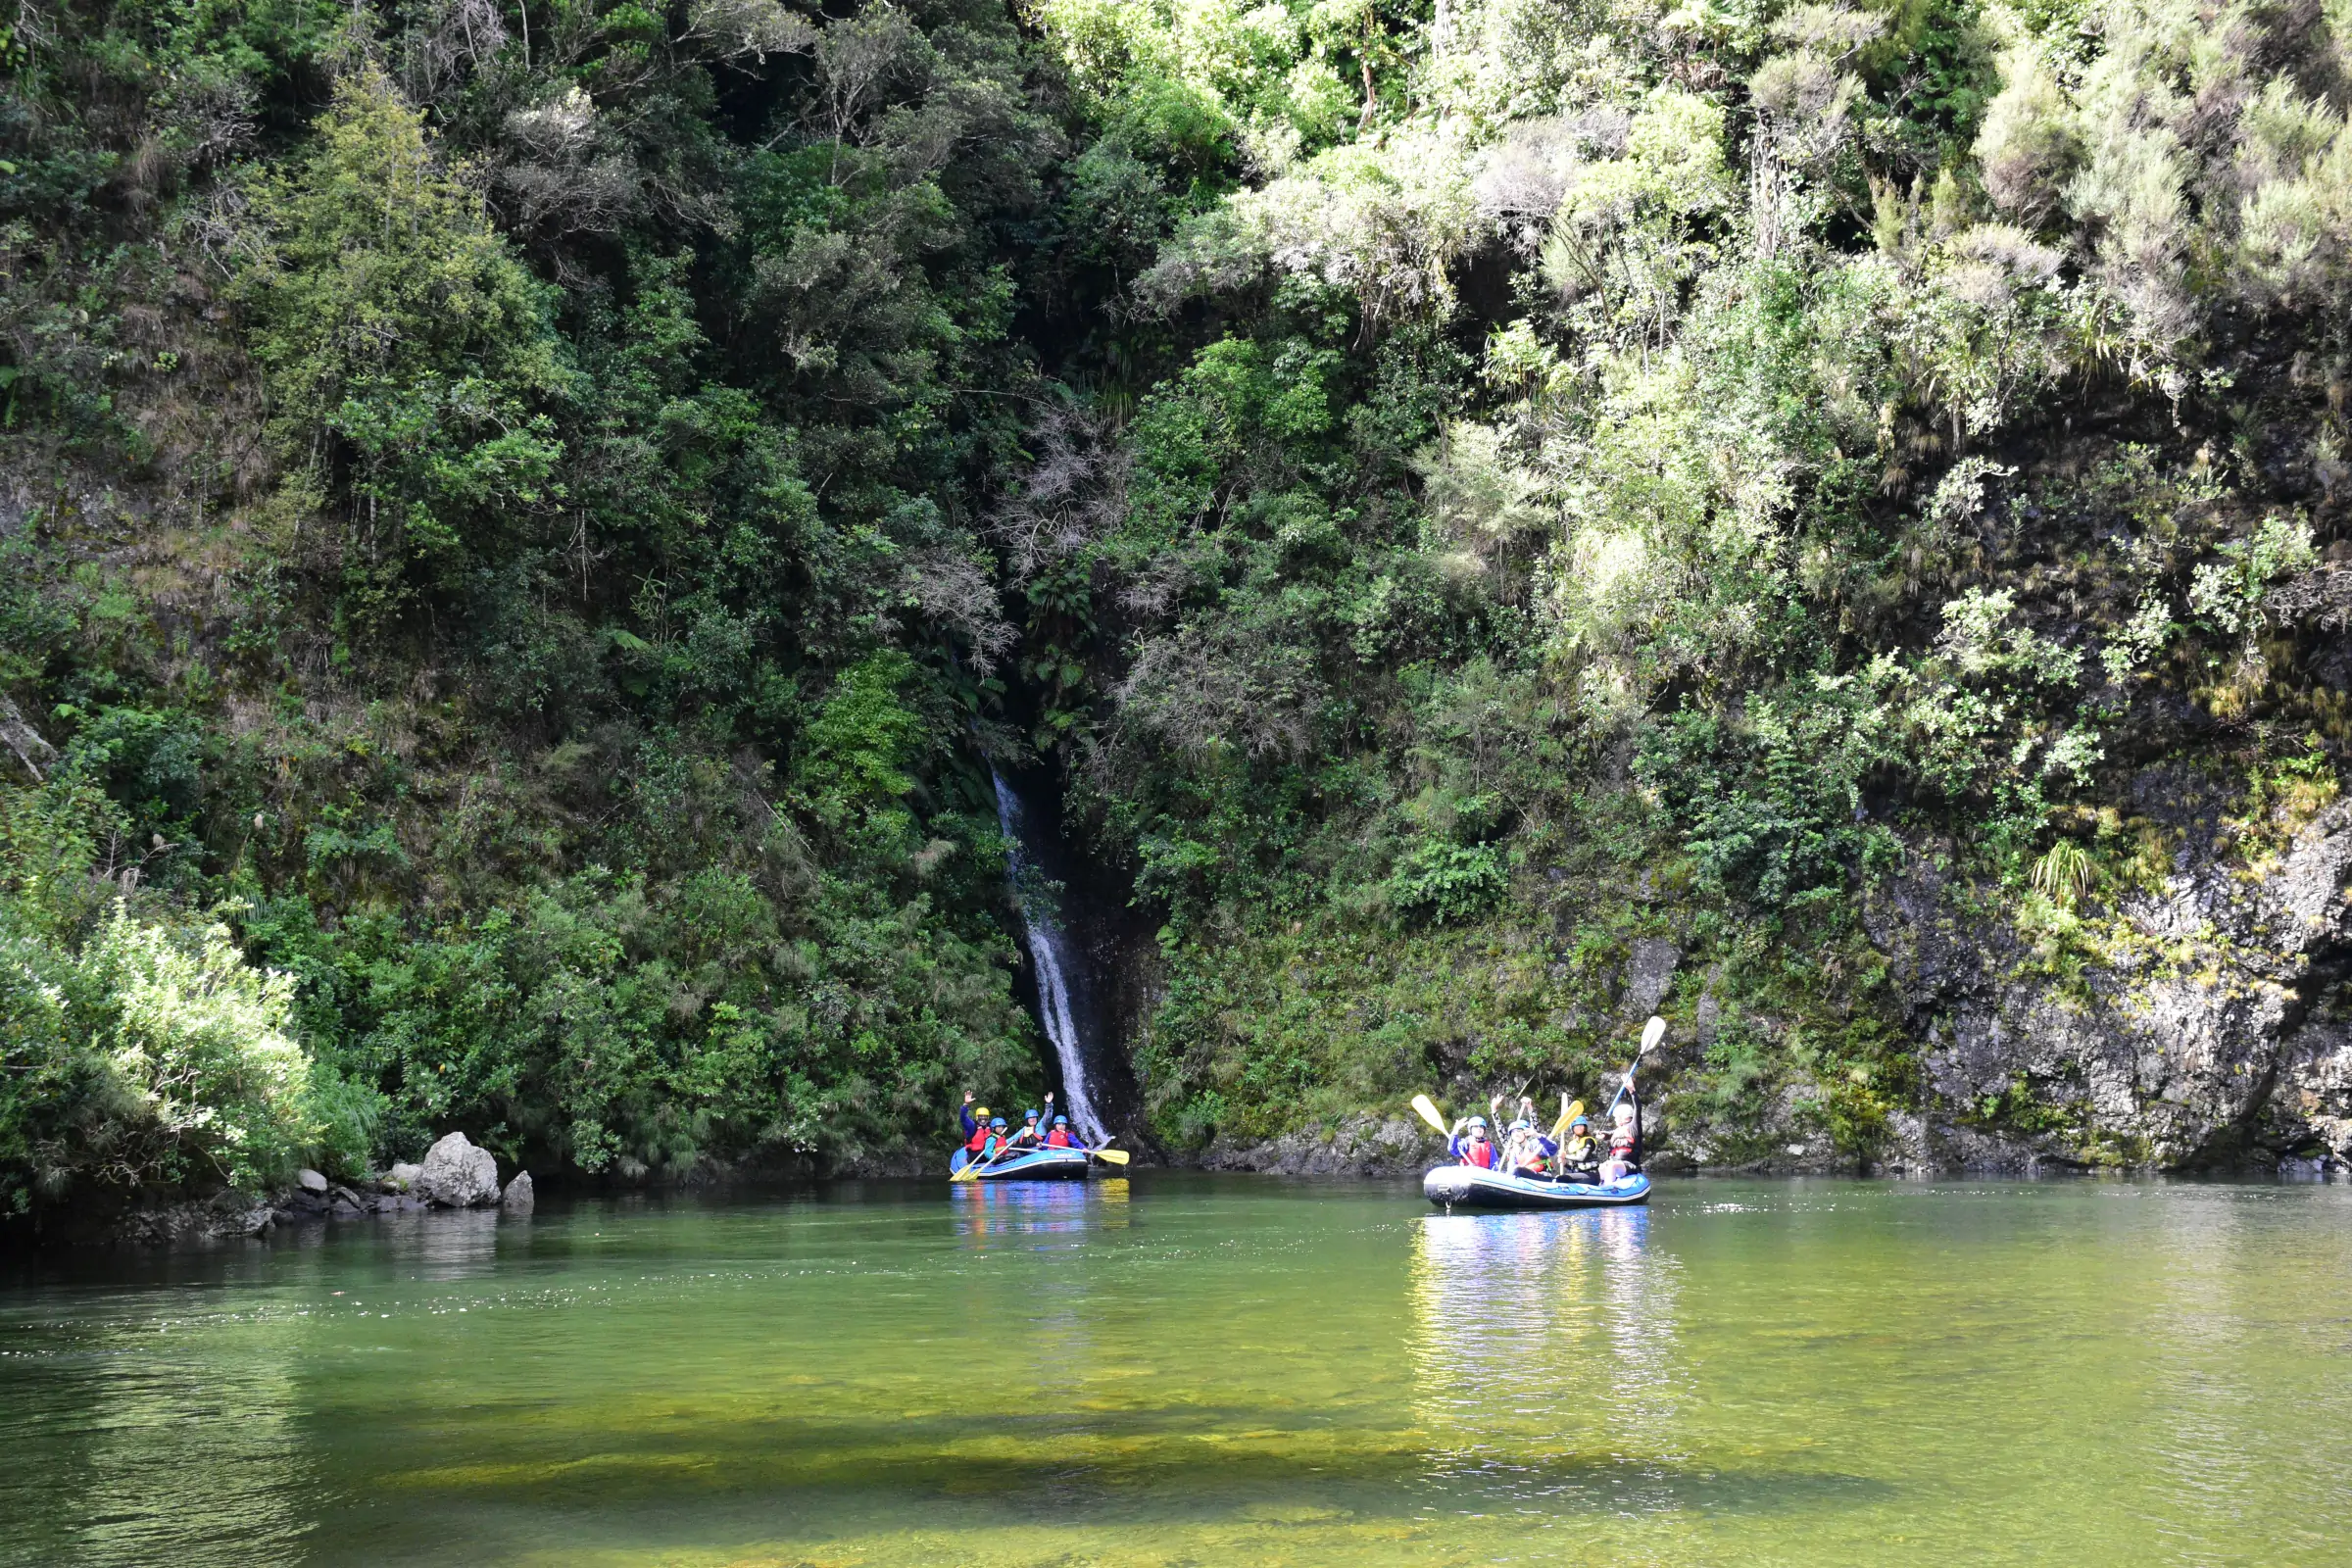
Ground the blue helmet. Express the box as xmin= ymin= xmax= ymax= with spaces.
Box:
xmin=1466 ymin=1116 xmax=1488 ymax=1131
xmin=1054 ymin=1115 xmax=1068 ymax=1126
xmin=1023 ymin=1108 xmax=1040 ymax=1121
xmin=990 ymin=1116 xmax=1006 ymax=1130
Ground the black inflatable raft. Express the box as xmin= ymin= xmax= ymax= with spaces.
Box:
xmin=1422 ymin=1166 xmax=1650 ymax=1210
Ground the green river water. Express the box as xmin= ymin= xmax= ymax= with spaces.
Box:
xmin=4 ymin=1174 xmax=2350 ymax=1567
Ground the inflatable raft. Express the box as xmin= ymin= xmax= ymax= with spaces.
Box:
xmin=951 ymin=1146 xmax=1093 ymax=1181
xmin=1423 ymin=1165 xmax=1650 ymax=1210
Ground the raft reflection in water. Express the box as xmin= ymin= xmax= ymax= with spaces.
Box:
xmin=1410 ymin=1206 xmax=1688 ymax=1499
xmin=952 ymin=1175 xmax=1130 ymax=1246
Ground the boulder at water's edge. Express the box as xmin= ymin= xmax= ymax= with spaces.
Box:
xmin=501 ymin=1171 xmax=535 ymax=1215
xmin=417 ymin=1132 xmax=502 ymax=1207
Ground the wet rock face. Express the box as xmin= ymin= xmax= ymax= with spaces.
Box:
xmin=1871 ymin=797 xmax=2352 ymax=1170
xmin=1204 ymin=1114 xmax=1436 ymax=1176
xmin=416 ymin=1132 xmax=503 ymax=1207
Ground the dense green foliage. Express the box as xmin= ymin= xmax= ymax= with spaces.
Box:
xmin=1 ymin=0 xmax=2345 ymax=1206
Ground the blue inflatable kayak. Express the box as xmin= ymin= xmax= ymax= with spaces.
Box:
xmin=1423 ymin=1165 xmax=1650 ymax=1210
xmin=950 ymin=1146 xmax=1092 ymax=1181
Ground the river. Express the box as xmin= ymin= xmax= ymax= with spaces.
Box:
xmin=4 ymin=1175 xmax=2348 ymax=1566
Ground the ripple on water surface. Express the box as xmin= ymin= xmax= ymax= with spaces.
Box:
xmin=4 ymin=1176 xmax=2351 ymax=1567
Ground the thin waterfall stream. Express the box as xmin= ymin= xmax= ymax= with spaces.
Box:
xmin=990 ymin=766 xmax=1110 ymax=1146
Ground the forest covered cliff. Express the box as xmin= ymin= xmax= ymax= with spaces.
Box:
xmin=3 ymin=0 xmax=2348 ymax=1218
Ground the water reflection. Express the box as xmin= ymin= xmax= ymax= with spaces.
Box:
xmin=402 ymin=1207 xmax=503 ymax=1281
xmin=2141 ymin=1192 xmax=2260 ymax=1555
xmin=1408 ymin=1207 xmax=1688 ymax=1512
xmin=3 ymin=1288 xmax=318 ymax=1568
xmin=951 ymin=1178 xmax=1127 ymax=1248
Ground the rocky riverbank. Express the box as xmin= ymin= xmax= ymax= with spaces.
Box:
xmin=1185 ymin=792 xmax=2352 ymax=1181
xmin=28 ymin=1132 xmax=538 ymax=1248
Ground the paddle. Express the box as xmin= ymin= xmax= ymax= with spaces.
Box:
xmin=1588 ymin=1016 xmax=1668 ymax=1187
xmin=1606 ymin=1015 xmax=1668 ymax=1116
xmin=951 ymin=1131 xmax=1021 ymax=1182
xmin=1410 ymin=1094 xmax=1448 ymax=1136
xmin=1087 ymin=1144 xmax=1131 ymax=1166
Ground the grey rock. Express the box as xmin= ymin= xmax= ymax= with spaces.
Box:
xmin=501 ymin=1171 xmax=535 ymax=1215
xmin=1205 ymin=1113 xmax=1433 ymax=1176
xmin=119 ymin=1194 xmax=279 ymax=1242
xmin=416 ymin=1132 xmax=502 ymax=1208
xmin=0 ymin=695 xmax=58 ymax=784
xmin=1623 ymin=939 xmax=1683 ymax=1017
xmin=297 ymin=1168 xmax=328 ymax=1194
xmin=1692 ymin=966 xmax=1724 ymax=1043
xmin=383 ymin=1161 xmax=423 ymax=1193
xmin=1870 ymin=797 xmax=2352 ymax=1171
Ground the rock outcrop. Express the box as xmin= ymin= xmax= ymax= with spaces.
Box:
xmin=416 ymin=1132 xmax=503 ymax=1207
xmin=1202 ymin=1113 xmax=1434 ymax=1175
xmin=500 ymin=1171 xmax=535 ymax=1214
xmin=1870 ymin=792 xmax=2352 ymax=1171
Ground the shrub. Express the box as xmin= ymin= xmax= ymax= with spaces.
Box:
xmin=1388 ymin=841 xmax=1507 ymax=926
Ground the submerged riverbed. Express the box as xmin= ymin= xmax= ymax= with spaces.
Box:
xmin=4 ymin=1175 xmax=2349 ymax=1566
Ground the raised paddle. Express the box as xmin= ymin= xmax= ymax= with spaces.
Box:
xmin=1410 ymin=1094 xmax=1448 ymax=1135
xmin=1605 ymin=1015 xmax=1668 ymax=1116
xmin=1549 ymin=1095 xmax=1585 ymax=1146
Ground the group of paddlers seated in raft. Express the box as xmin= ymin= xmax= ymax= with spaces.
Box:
xmin=957 ymin=1091 xmax=1082 ymax=1160
xmin=1446 ymin=1088 xmax=1643 ymax=1184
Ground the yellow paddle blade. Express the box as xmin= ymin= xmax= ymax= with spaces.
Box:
xmin=1090 ymin=1147 xmax=1131 ymax=1165
xmin=950 ymin=1162 xmax=978 ymax=1182
xmin=1410 ymin=1094 xmax=1448 ymax=1134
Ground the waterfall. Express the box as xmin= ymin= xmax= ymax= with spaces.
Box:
xmin=991 ymin=767 xmax=1111 ymax=1146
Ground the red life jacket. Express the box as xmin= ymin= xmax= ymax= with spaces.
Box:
xmin=1462 ymin=1140 xmax=1496 ymax=1169
xmin=1046 ymin=1127 xmax=1072 ymax=1148
xmin=965 ymin=1126 xmax=990 ymax=1153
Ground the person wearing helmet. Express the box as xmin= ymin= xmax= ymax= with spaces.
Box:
xmin=1598 ymin=1097 xmax=1642 ymax=1183
xmin=1009 ymin=1108 xmax=1044 ymax=1149
xmin=1502 ymin=1117 xmax=1552 ymax=1178
xmin=958 ymin=1092 xmax=994 ymax=1155
xmin=1556 ymin=1113 xmax=1601 ymax=1181
xmin=1045 ymin=1114 xmax=1075 ymax=1149
xmin=1448 ymin=1115 xmax=1498 ymax=1170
